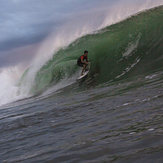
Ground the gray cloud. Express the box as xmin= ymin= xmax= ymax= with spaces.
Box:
xmin=0 ymin=0 xmax=114 ymax=56
xmin=0 ymin=0 xmax=115 ymax=43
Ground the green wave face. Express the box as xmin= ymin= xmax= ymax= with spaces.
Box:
xmin=30 ymin=6 xmax=163 ymax=93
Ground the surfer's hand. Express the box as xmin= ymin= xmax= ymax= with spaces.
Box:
xmin=88 ymin=60 xmax=92 ymax=62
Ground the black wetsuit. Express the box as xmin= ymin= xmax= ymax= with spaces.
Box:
xmin=77 ymin=55 xmax=87 ymax=67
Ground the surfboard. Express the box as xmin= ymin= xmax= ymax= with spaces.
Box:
xmin=76 ymin=69 xmax=89 ymax=81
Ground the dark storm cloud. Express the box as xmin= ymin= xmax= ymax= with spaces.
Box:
xmin=0 ymin=20 xmax=63 ymax=52
xmin=0 ymin=0 xmax=66 ymax=47
xmin=0 ymin=0 xmax=114 ymax=52
xmin=0 ymin=35 xmax=44 ymax=52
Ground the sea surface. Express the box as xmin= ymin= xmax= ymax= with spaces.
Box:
xmin=0 ymin=6 xmax=163 ymax=163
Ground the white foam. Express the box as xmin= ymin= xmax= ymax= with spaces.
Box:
xmin=145 ymin=74 xmax=157 ymax=79
xmin=115 ymin=57 xmax=140 ymax=79
xmin=148 ymin=128 xmax=154 ymax=131
xmin=0 ymin=66 xmax=27 ymax=106
xmin=130 ymin=132 xmax=136 ymax=135
xmin=123 ymin=35 xmax=141 ymax=57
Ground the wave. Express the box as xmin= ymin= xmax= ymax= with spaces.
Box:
xmin=22 ymin=6 xmax=163 ymax=94
xmin=0 ymin=5 xmax=163 ymax=106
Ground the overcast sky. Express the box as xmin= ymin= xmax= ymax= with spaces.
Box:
xmin=0 ymin=0 xmax=114 ymax=49
xmin=0 ymin=0 xmax=162 ymax=69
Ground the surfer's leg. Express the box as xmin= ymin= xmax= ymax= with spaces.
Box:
xmin=84 ymin=65 xmax=89 ymax=71
xmin=84 ymin=64 xmax=89 ymax=72
xmin=81 ymin=64 xmax=86 ymax=76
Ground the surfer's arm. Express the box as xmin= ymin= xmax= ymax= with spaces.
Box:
xmin=81 ymin=59 xmax=89 ymax=65
xmin=86 ymin=57 xmax=91 ymax=62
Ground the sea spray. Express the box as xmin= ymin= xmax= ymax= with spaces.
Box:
xmin=0 ymin=66 xmax=25 ymax=106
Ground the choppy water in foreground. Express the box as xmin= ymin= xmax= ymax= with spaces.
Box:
xmin=0 ymin=70 xmax=163 ymax=163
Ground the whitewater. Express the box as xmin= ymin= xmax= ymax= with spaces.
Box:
xmin=0 ymin=2 xmax=163 ymax=163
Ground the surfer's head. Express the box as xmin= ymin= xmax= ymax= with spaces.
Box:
xmin=84 ymin=50 xmax=88 ymax=56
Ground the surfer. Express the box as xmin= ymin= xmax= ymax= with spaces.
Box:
xmin=77 ymin=50 xmax=91 ymax=76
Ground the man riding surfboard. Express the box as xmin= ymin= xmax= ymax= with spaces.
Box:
xmin=77 ymin=50 xmax=91 ymax=76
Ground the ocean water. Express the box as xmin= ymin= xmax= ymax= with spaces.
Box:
xmin=0 ymin=6 xmax=163 ymax=163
